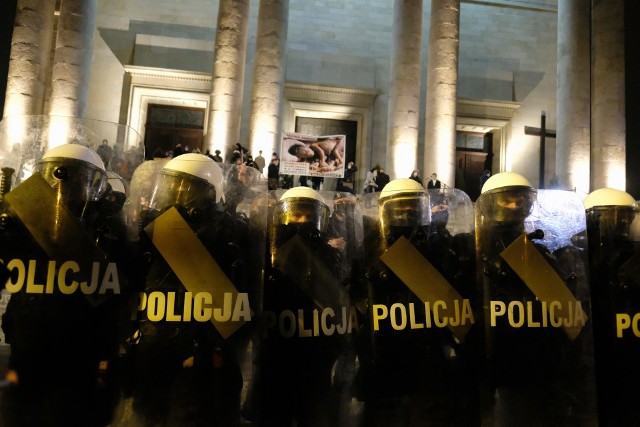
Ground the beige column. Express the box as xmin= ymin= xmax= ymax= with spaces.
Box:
xmin=3 ymin=0 xmax=56 ymax=117
xmin=591 ymin=0 xmax=625 ymax=190
xmin=247 ymin=0 xmax=289 ymax=157
xmin=387 ymin=0 xmax=423 ymax=181
xmin=423 ymin=0 xmax=460 ymax=189
xmin=205 ymin=0 xmax=251 ymax=158
xmin=556 ymin=0 xmax=591 ymax=194
xmin=47 ymin=0 xmax=97 ymax=118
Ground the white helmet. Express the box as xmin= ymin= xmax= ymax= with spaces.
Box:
xmin=477 ymin=172 xmax=536 ymax=223
xmin=380 ymin=178 xmax=424 ymax=201
xmin=280 ymin=186 xmax=327 ymax=205
xmin=481 ymin=171 xmax=532 ymax=194
xmin=35 ymin=143 xmax=108 ymax=206
xmin=584 ymin=188 xmax=639 ymax=240
xmin=150 ymin=153 xmax=224 ymax=212
xmin=275 ymin=186 xmax=330 ymax=232
xmin=379 ymin=178 xmax=431 ymax=227
xmin=584 ymin=188 xmax=637 ymax=210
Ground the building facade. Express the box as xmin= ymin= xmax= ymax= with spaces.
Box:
xmin=0 ymin=0 xmax=636 ymax=199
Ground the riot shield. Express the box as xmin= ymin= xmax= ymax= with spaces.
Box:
xmin=123 ymin=158 xmax=169 ymax=241
xmin=0 ymin=115 xmax=144 ymax=185
xmin=123 ymin=155 xmax=267 ymax=426
xmin=259 ymin=186 xmax=366 ymax=427
xmin=0 ymin=139 xmax=139 ymax=426
xmin=584 ymin=188 xmax=640 ymax=426
xmin=359 ymin=180 xmax=480 ymax=426
xmin=476 ymin=177 xmax=597 ymax=426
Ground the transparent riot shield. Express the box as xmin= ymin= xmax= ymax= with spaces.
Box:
xmin=476 ymin=188 xmax=597 ymax=426
xmin=123 ymin=157 xmax=169 ymax=241
xmin=259 ymin=186 xmax=366 ymax=427
xmin=585 ymin=189 xmax=640 ymax=426
xmin=0 ymin=117 xmax=143 ymax=426
xmin=124 ymin=157 xmax=267 ymax=426
xmin=0 ymin=115 xmax=144 ymax=185
xmin=0 ymin=158 xmax=139 ymax=425
xmin=359 ymin=182 xmax=480 ymax=427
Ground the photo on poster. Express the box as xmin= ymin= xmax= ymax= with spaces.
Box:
xmin=280 ymin=132 xmax=346 ymax=178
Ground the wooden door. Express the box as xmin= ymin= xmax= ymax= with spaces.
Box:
xmin=456 ymin=151 xmax=487 ymax=201
xmin=144 ymin=105 xmax=205 ymax=159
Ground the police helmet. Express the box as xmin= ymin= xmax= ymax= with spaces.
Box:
xmin=478 ymin=172 xmax=536 ymax=223
xmin=275 ymin=186 xmax=330 ymax=232
xmin=584 ymin=188 xmax=638 ymax=239
xmin=583 ymin=188 xmax=637 ymax=210
xmin=149 ymin=153 xmax=224 ymax=213
xmin=35 ymin=143 xmax=108 ymax=206
xmin=379 ymin=178 xmax=431 ymax=227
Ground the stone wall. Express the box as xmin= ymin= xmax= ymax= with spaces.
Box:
xmin=87 ymin=0 xmax=558 ymax=183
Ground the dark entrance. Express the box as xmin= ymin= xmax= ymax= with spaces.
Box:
xmin=294 ymin=117 xmax=358 ymax=166
xmin=144 ymin=104 xmax=205 ymax=159
xmin=455 ymin=131 xmax=493 ymax=201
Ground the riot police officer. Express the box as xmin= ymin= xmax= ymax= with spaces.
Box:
xmin=584 ymin=188 xmax=640 ymax=426
xmin=476 ymin=172 xmax=597 ymax=426
xmin=0 ymin=143 xmax=132 ymax=426
xmin=360 ymin=178 xmax=479 ymax=426
xmin=260 ymin=186 xmax=361 ymax=427
xmin=128 ymin=153 xmax=264 ymax=426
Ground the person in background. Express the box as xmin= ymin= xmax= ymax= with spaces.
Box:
xmin=173 ymin=144 xmax=185 ymax=157
xmin=268 ymin=157 xmax=280 ymax=190
xmin=97 ymin=138 xmax=113 ymax=168
xmin=245 ymin=155 xmax=259 ymax=170
xmin=254 ymin=150 xmax=265 ymax=174
xmin=363 ymin=168 xmax=378 ymax=194
xmin=311 ymin=176 xmax=324 ymax=190
xmin=409 ymin=169 xmax=423 ymax=187
xmin=344 ymin=161 xmax=357 ymax=186
xmin=427 ymin=172 xmax=441 ymax=189
xmin=375 ymin=167 xmax=390 ymax=192
xmin=479 ymin=169 xmax=491 ymax=191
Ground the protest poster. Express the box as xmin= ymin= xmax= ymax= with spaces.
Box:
xmin=279 ymin=132 xmax=346 ymax=178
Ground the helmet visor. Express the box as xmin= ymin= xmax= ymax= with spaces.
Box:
xmin=274 ymin=197 xmax=330 ymax=232
xmin=477 ymin=187 xmax=536 ymax=223
xmin=35 ymin=157 xmax=107 ymax=205
xmin=149 ymin=169 xmax=217 ymax=212
xmin=380 ymin=192 xmax=431 ymax=228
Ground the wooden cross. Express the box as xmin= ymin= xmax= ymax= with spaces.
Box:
xmin=524 ymin=111 xmax=556 ymax=189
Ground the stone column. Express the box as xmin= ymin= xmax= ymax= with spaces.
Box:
xmin=205 ymin=0 xmax=250 ymax=157
xmin=47 ymin=0 xmax=97 ymax=118
xmin=3 ymin=0 xmax=56 ymax=117
xmin=556 ymin=0 xmax=591 ymax=194
xmin=591 ymin=0 xmax=625 ymax=190
xmin=387 ymin=0 xmax=423 ymax=181
xmin=247 ymin=0 xmax=289 ymax=157
xmin=423 ymin=0 xmax=460 ymax=189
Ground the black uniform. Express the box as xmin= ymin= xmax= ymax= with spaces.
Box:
xmin=586 ymin=203 xmax=640 ymax=426
xmin=0 ymin=173 xmax=134 ymax=427
xmin=129 ymin=204 xmax=253 ymax=427
xmin=260 ymin=191 xmax=361 ymax=427
xmin=476 ymin=187 xmax=597 ymax=426
xmin=125 ymin=156 xmax=266 ymax=427
xmin=360 ymin=187 xmax=480 ymax=427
